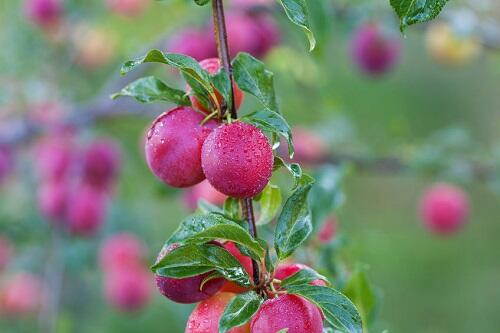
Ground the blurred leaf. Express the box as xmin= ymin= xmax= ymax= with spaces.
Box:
xmin=274 ymin=173 xmax=315 ymax=260
xmin=166 ymin=213 xmax=265 ymax=260
xmin=223 ymin=197 xmax=241 ymax=221
xmin=219 ymin=291 xmax=264 ymax=333
xmin=242 ymin=109 xmax=294 ymax=157
xmin=152 ymin=243 xmax=252 ymax=287
xmin=194 ymin=0 xmax=210 ymax=5
xmin=111 ymin=76 xmax=190 ymax=105
xmin=390 ymin=0 xmax=449 ymax=31
xmin=309 ymin=165 xmax=347 ymax=228
xmin=343 ymin=266 xmax=378 ymax=328
xmin=255 ymin=183 xmax=282 ymax=225
xmin=280 ymin=266 xmax=329 ymax=287
xmin=232 ymin=52 xmax=280 ymax=114
xmin=287 ymin=284 xmax=362 ymax=333
xmin=197 ymin=199 xmax=224 ymax=214
xmin=277 ymin=0 xmax=316 ymax=51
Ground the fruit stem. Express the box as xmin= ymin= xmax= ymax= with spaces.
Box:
xmin=242 ymin=198 xmax=261 ymax=287
xmin=211 ymin=0 xmax=237 ymax=120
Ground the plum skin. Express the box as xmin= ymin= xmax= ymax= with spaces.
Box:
xmin=154 ymin=244 xmax=224 ymax=304
xmin=145 ymin=106 xmax=218 ymax=188
xmin=201 ymin=122 xmax=273 ymax=198
xmin=188 ymin=58 xmax=244 ymax=115
xmin=419 ymin=183 xmax=470 ymax=235
xmin=250 ymin=294 xmax=323 ymax=333
xmin=185 ymin=292 xmax=250 ymax=333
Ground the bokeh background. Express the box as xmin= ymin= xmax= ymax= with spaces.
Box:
xmin=1 ymin=0 xmax=499 ymax=332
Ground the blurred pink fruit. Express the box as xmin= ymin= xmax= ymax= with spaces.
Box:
xmin=183 ymin=180 xmax=227 ymax=211
xmin=24 ymin=0 xmax=63 ymax=29
xmin=104 ymin=267 xmax=151 ymax=312
xmin=419 ymin=183 xmax=470 ymax=235
xmin=99 ymin=233 xmax=146 ymax=271
xmin=82 ymin=139 xmax=121 ymax=190
xmin=67 ymin=185 xmax=108 ymax=237
xmin=317 ymin=217 xmax=337 ymax=244
xmin=106 ymin=0 xmax=149 ymax=17
xmin=35 ymin=136 xmax=75 ymax=182
xmin=166 ymin=28 xmax=217 ymax=61
xmin=38 ymin=180 xmax=69 ymax=223
xmin=1 ymin=273 xmax=41 ymax=315
xmin=0 ymin=147 xmax=13 ymax=185
xmin=350 ymin=23 xmax=401 ymax=76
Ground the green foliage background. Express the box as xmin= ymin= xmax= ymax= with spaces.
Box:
xmin=1 ymin=0 xmax=499 ymax=332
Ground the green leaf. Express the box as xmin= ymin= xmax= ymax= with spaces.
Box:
xmin=232 ymin=53 xmax=279 ymax=114
xmin=219 ymin=291 xmax=264 ymax=333
xmin=274 ymin=173 xmax=315 ymax=260
xmin=209 ymin=69 xmax=232 ymax=111
xmin=286 ymin=284 xmax=363 ymax=333
xmin=255 ymin=183 xmax=282 ymax=225
xmin=111 ymin=76 xmax=190 ymax=106
xmin=242 ymin=109 xmax=294 ymax=157
xmin=166 ymin=213 xmax=265 ymax=260
xmin=277 ymin=0 xmax=316 ymax=51
xmin=343 ymin=266 xmax=379 ymax=328
xmin=193 ymin=0 xmax=210 ymax=5
xmin=277 ymin=330 xmax=289 ymax=333
xmin=390 ymin=0 xmax=450 ymax=31
xmin=152 ymin=244 xmax=252 ymax=287
xmin=280 ymin=267 xmax=329 ymax=287
xmin=309 ymin=165 xmax=347 ymax=228
xmin=120 ymin=50 xmax=216 ymax=110
xmin=273 ymin=156 xmax=303 ymax=185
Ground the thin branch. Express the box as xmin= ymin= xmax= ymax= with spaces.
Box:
xmin=211 ymin=0 xmax=237 ymax=119
xmin=242 ymin=198 xmax=260 ymax=286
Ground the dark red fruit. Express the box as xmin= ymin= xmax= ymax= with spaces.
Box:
xmin=274 ymin=263 xmax=326 ymax=287
xmin=220 ymin=242 xmax=253 ymax=293
xmin=154 ymin=244 xmax=224 ymax=304
xmin=350 ymin=23 xmax=401 ymax=76
xmin=201 ymin=122 xmax=273 ymax=198
xmin=82 ymin=139 xmax=121 ymax=189
xmin=24 ymin=0 xmax=63 ymax=29
xmin=145 ymin=107 xmax=218 ymax=188
xmin=186 ymin=292 xmax=250 ymax=333
xmin=188 ymin=58 xmax=244 ymax=114
xmin=250 ymin=294 xmax=323 ymax=333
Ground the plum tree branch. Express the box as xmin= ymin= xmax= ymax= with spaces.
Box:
xmin=211 ymin=0 xmax=237 ymax=120
xmin=211 ymin=0 xmax=260 ymax=286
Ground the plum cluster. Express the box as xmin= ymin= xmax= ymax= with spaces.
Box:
xmin=156 ymin=243 xmax=326 ymax=333
xmin=145 ymin=58 xmax=274 ymax=198
xmin=36 ymin=132 xmax=121 ymax=237
xmin=99 ymin=233 xmax=152 ymax=311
